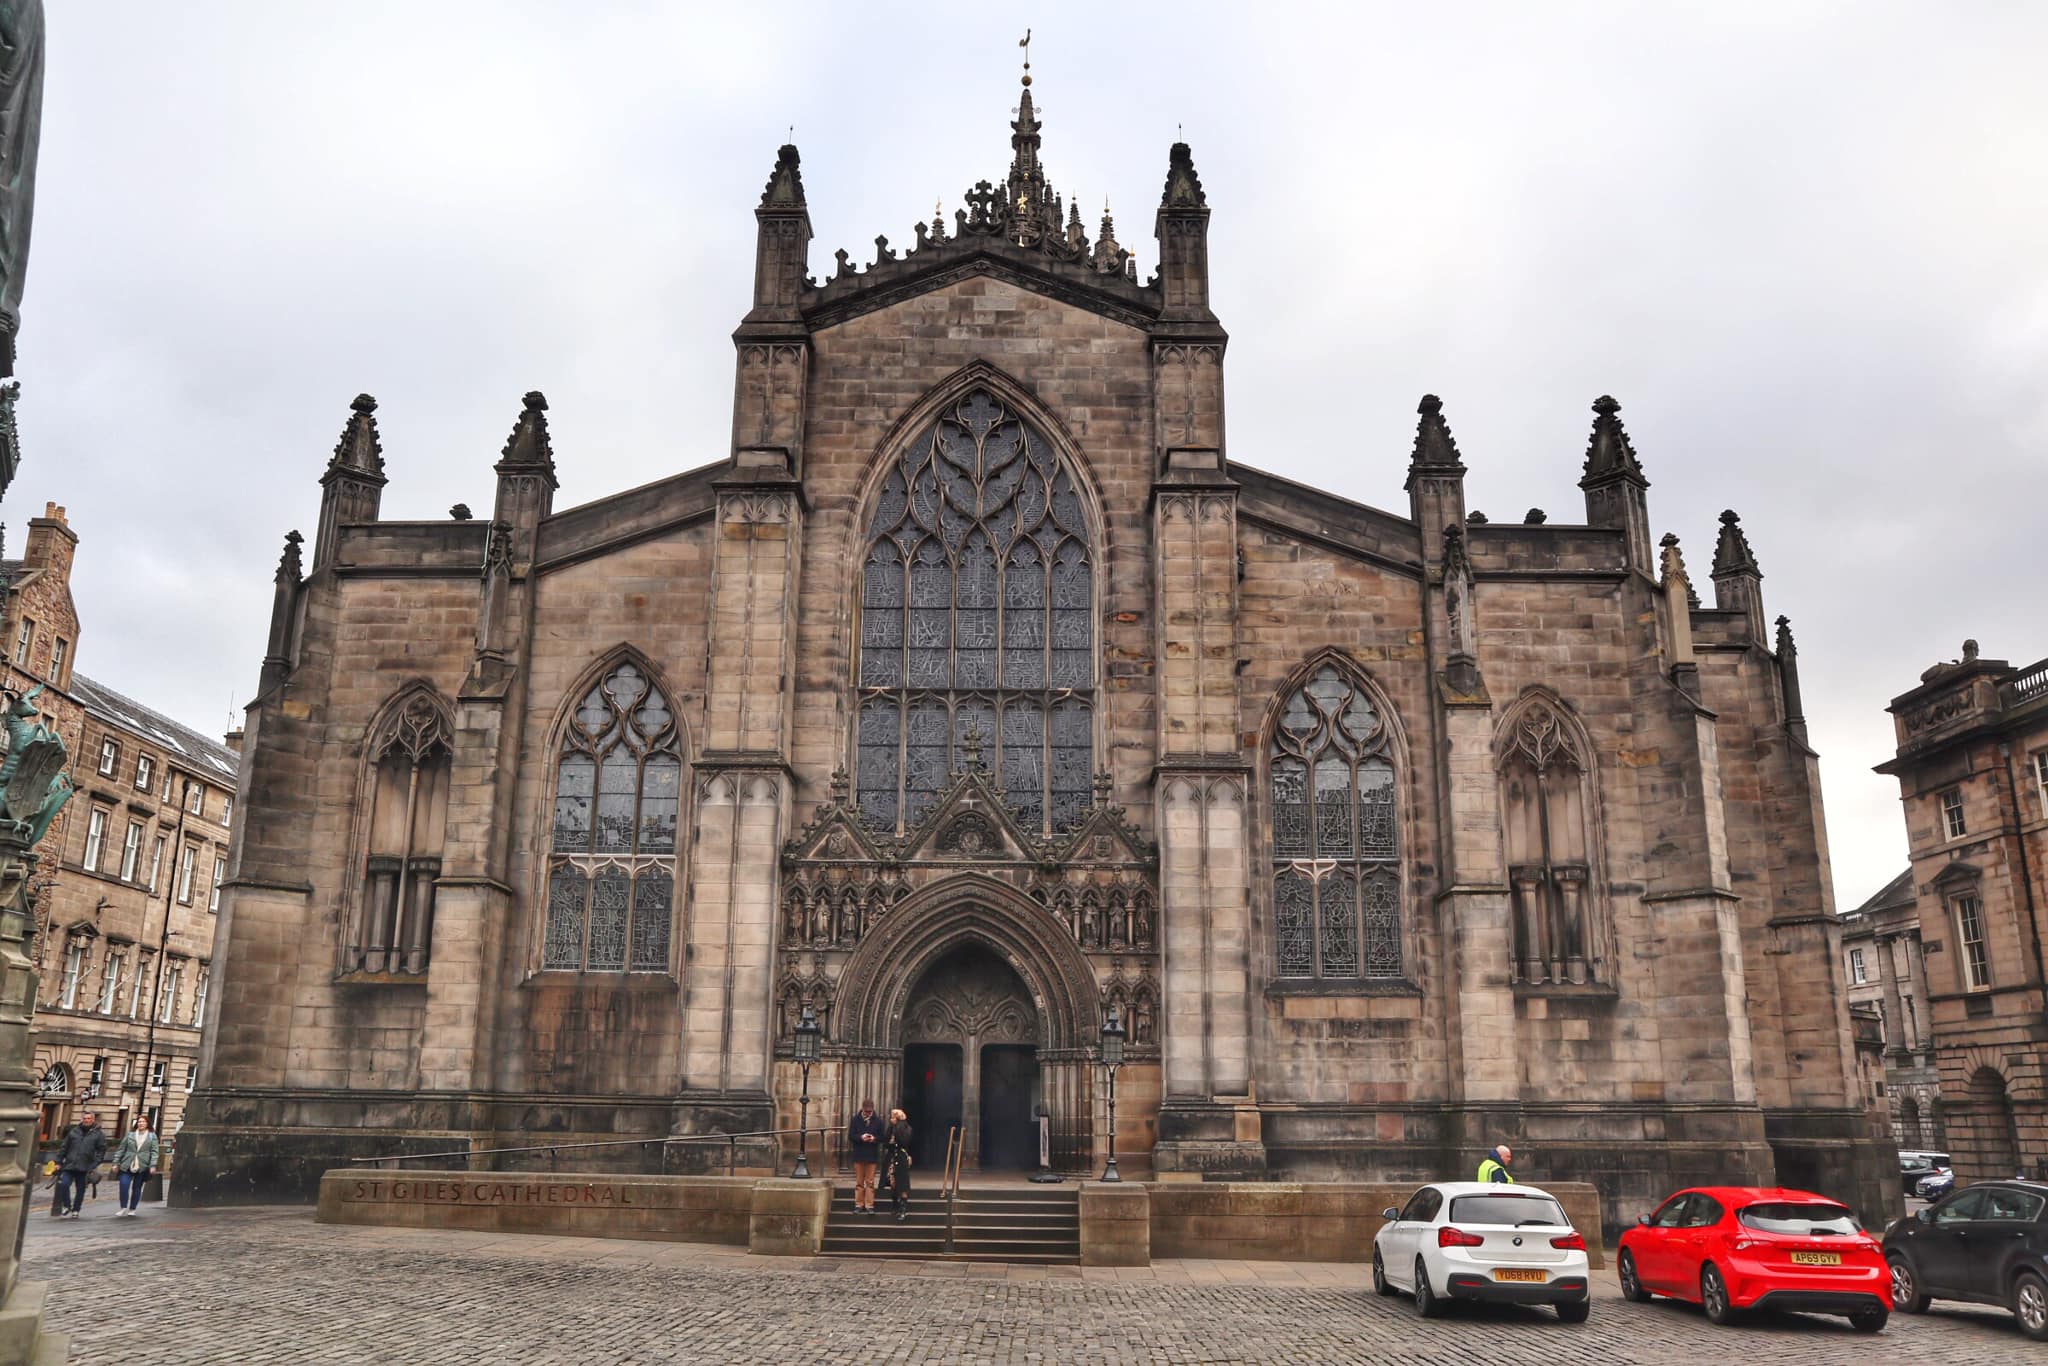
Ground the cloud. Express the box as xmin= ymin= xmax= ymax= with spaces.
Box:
xmin=14 ymin=1 xmax=2044 ymax=911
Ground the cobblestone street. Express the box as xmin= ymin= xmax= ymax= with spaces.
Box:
xmin=22 ymin=1202 xmax=2040 ymax=1364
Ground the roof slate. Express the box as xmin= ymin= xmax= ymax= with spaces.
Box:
xmin=69 ymin=672 xmax=237 ymax=781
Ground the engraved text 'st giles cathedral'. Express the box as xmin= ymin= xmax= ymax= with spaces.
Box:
xmin=181 ymin=61 xmax=1896 ymax=1229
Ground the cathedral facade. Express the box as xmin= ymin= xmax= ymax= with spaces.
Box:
xmin=181 ymin=79 xmax=1894 ymax=1228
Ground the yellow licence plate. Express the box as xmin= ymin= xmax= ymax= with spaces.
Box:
xmin=1494 ymin=1268 xmax=1547 ymax=1283
xmin=1789 ymin=1251 xmax=1841 ymax=1266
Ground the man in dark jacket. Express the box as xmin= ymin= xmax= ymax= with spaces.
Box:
xmin=847 ymin=1098 xmax=885 ymax=1215
xmin=51 ymin=1112 xmax=108 ymax=1218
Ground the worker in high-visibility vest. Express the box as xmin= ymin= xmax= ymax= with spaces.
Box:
xmin=1477 ymin=1144 xmax=1516 ymax=1184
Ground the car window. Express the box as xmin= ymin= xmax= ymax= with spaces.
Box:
xmin=1448 ymin=1194 xmax=1568 ymax=1227
xmin=1417 ymin=1189 xmax=1443 ymax=1222
xmin=1683 ymin=1196 xmax=1725 ymax=1229
xmin=1984 ymin=1189 xmax=2046 ymax=1223
xmin=1738 ymin=1202 xmax=1860 ymax=1236
xmin=1935 ymin=1189 xmax=1989 ymax=1224
xmin=1398 ymin=1189 xmax=1432 ymax=1222
xmin=1650 ymin=1194 xmax=1694 ymax=1229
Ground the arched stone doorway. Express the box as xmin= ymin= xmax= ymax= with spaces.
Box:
xmin=1966 ymin=1066 xmax=2021 ymax=1179
xmin=900 ymin=942 xmax=1039 ymax=1171
xmin=829 ymin=874 xmax=1100 ymax=1175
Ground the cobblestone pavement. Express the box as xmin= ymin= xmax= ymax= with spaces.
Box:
xmin=22 ymin=1201 xmax=2041 ymax=1364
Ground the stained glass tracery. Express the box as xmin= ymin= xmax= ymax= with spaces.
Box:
xmin=1270 ymin=663 xmax=1403 ymax=979
xmin=543 ymin=661 xmax=680 ymax=971
xmin=856 ymin=390 xmax=1095 ymax=835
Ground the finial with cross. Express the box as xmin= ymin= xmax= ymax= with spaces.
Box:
xmin=1093 ymin=769 xmax=1113 ymax=806
xmin=961 ymin=724 xmax=987 ymax=772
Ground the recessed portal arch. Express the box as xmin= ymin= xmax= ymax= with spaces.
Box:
xmin=827 ymin=874 xmax=1100 ymax=1172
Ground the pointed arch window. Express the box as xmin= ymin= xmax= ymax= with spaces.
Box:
xmin=543 ymin=662 xmax=681 ymax=972
xmin=1497 ymin=697 xmax=1601 ymax=984
xmin=1270 ymin=664 xmax=1402 ymax=979
xmin=856 ymin=388 xmax=1095 ymax=835
xmin=350 ymin=693 xmax=451 ymax=975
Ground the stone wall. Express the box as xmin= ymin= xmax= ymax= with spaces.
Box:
xmin=1146 ymin=1180 xmax=1605 ymax=1267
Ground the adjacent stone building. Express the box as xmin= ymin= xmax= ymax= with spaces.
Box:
xmin=182 ymin=72 xmax=1894 ymax=1228
xmin=1 ymin=502 xmax=239 ymax=1153
xmin=1840 ymin=869 xmax=1943 ymax=1150
xmin=1877 ymin=642 xmax=2048 ymax=1181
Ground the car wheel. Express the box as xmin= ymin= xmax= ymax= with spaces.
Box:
xmin=1888 ymin=1254 xmax=1929 ymax=1314
xmin=1618 ymin=1250 xmax=1652 ymax=1303
xmin=1413 ymin=1258 xmax=1445 ymax=1318
xmin=1372 ymin=1246 xmax=1395 ymax=1297
xmin=2014 ymin=1271 xmax=2048 ymax=1343
xmin=1848 ymin=1307 xmax=1888 ymax=1334
xmin=1556 ymin=1300 xmax=1590 ymax=1324
xmin=1701 ymin=1263 xmax=1737 ymax=1326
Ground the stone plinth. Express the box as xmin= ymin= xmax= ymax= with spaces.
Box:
xmin=746 ymin=1178 xmax=831 ymax=1256
xmin=1078 ymin=1182 xmax=1150 ymax=1266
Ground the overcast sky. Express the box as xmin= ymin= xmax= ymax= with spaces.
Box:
xmin=14 ymin=3 xmax=2045 ymax=910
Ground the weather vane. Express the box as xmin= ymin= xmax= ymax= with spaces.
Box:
xmin=1020 ymin=28 xmax=1031 ymax=81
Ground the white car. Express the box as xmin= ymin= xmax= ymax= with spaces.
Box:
xmin=1373 ymin=1181 xmax=1592 ymax=1322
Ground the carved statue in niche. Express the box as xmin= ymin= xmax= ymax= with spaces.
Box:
xmin=783 ymin=891 xmax=806 ymax=943
xmin=838 ymin=895 xmax=857 ymax=942
xmin=1132 ymin=991 xmax=1156 ymax=1046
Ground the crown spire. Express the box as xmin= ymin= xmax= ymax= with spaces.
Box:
xmin=1580 ymin=395 xmax=1644 ymax=486
xmin=759 ymin=143 xmax=805 ymax=209
xmin=1711 ymin=509 xmax=1761 ymax=578
xmin=498 ymin=390 xmax=556 ymax=474
xmin=328 ymin=393 xmax=385 ymax=478
xmin=1410 ymin=394 xmax=1464 ymax=469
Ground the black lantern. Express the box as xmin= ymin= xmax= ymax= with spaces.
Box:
xmin=1099 ymin=1007 xmax=1126 ymax=1183
xmin=793 ymin=1002 xmax=820 ymax=1179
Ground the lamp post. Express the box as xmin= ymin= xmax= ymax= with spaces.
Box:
xmin=1099 ymin=1007 xmax=1125 ymax=1183
xmin=792 ymin=1002 xmax=820 ymax=1179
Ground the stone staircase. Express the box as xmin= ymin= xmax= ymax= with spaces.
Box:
xmin=819 ymin=1183 xmax=1080 ymax=1264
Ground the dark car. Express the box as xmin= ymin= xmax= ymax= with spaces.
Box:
xmin=1899 ymin=1150 xmax=1951 ymax=1197
xmin=1884 ymin=1180 xmax=2048 ymax=1341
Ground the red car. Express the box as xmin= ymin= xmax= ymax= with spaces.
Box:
xmin=1616 ymin=1186 xmax=1889 ymax=1332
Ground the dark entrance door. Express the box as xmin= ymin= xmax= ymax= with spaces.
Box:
xmin=901 ymin=1042 xmax=962 ymax=1173
xmin=979 ymin=1044 xmax=1038 ymax=1170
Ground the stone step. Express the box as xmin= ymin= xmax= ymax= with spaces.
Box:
xmin=32 ymin=1330 xmax=71 ymax=1366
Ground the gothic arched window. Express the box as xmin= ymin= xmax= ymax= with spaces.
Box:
xmin=350 ymin=690 xmax=451 ymax=975
xmin=856 ymin=389 xmax=1094 ymax=835
xmin=1496 ymin=697 xmax=1601 ymax=984
xmin=1270 ymin=663 xmax=1402 ymax=979
xmin=543 ymin=661 xmax=682 ymax=972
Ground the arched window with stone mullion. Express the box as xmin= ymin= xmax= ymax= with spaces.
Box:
xmin=542 ymin=660 xmax=681 ymax=972
xmin=854 ymin=388 xmax=1096 ymax=837
xmin=1270 ymin=663 xmax=1402 ymax=980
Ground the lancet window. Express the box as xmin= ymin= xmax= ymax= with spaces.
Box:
xmin=856 ymin=389 xmax=1094 ymax=836
xmin=350 ymin=691 xmax=451 ymax=975
xmin=542 ymin=661 xmax=681 ymax=972
xmin=1497 ymin=697 xmax=1600 ymax=984
xmin=1270 ymin=664 xmax=1402 ymax=979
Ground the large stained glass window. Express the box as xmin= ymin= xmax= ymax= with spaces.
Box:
xmin=543 ymin=661 xmax=680 ymax=971
xmin=857 ymin=389 xmax=1094 ymax=835
xmin=1271 ymin=663 xmax=1402 ymax=979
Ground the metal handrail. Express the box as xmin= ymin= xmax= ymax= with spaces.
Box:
xmin=942 ymin=1125 xmax=962 ymax=1255
xmin=346 ymin=1124 xmax=837 ymax=1178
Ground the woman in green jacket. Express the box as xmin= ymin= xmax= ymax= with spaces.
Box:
xmin=113 ymin=1115 xmax=158 ymax=1216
